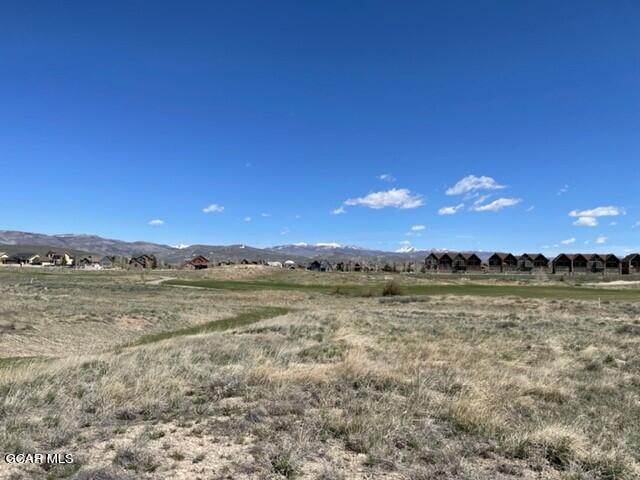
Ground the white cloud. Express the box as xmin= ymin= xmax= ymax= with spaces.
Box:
xmin=344 ymin=188 xmax=424 ymax=210
xmin=377 ymin=174 xmax=396 ymax=182
xmin=446 ymin=175 xmax=505 ymax=196
xmin=595 ymin=235 xmax=607 ymax=244
xmin=261 ymin=213 xmax=271 ymax=217
xmin=633 ymin=221 xmax=640 ymax=228
xmin=609 ymin=221 xmax=617 ymax=226
xmin=438 ymin=203 xmax=464 ymax=215
xmin=526 ymin=205 xmax=535 ymax=212
xmin=244 ymin=216 xmax=252 ymax=222
xmin=411 ymin=225 xmax=426 ymax=231
xmin=561 ymin=237 xmax=576 ymax=245
xmin=573 ymin=216 xmax=598 ymax=227
xmin=557 ymin=184 xmax=569 ymax=196
xmin=332 ymin=206 xmax=346 ymax=215
xmin=280 ymin=227 xmax=289 ymax=235
xmin=202 ymin=204 xmax=224 ymax=213
xmin=148 ymin=219 xmax=164 ymax=226
xmin=471 ymin=197 xmax=521 ymax=212
xmin=569 ymin=206 xmax=625 ymax=218
xmin=568 ymin=205 xmax=624 ymax=228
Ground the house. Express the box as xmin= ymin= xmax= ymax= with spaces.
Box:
xmin=488 ymin=253 xmax=518 ymax=272
xmin=266 ymin=261 xmax=283 ymax=268
xmin=603 ymin=254 xmax=621 ymax=274
xmin=518 ymin=253 xmax=549 ymax=272
xmin=284 ymin=260 xmax=296 ymax=269
xmin=6 ymin=253 xmax=40 ymax=265
xmin=78 ymin=256 xmax=103 ymax=269
xmin=45 ymin=251 xmax=74 ymax=266
xmin=129 ymin=254 xmax=158 ymax=269
xmin=0 ymin=253 xmax=7 ymax=264
xmin=184 ymin=255 xmax=209 ymax=270
xmin=587 ymin=254 xmax=605 ymax=273
xmin=308 ymin=260 xmax=332 ymax=272
xmin=425 ymin=252 xmax=454 ymax=272
xmin=552 ymin=254 xmax=572 ymax=273
xmin=531 ymin=254 xmax=549 ymax=270
xmin=438 ymin=252 xmax=482 ymax=272
xmin=570 ymin=254 xmax=589 ymax=273
xmin=99 ymin=256 xmax=114 ymax=269
xmin=592 ymin=254 xmax=620 ymax=274
xmin=34 ymin=256 xmax=55 ymax=266
xmin=622 ymin=253 xmax=640 ymax=274
xmin=461 ymin=253 xmax=482 ymax=272
xmin=552 ymin=254 xmax=588 ymax=273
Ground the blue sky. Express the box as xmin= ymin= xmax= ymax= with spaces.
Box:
xmin=1 ymin=1 xmax=638 ymax=253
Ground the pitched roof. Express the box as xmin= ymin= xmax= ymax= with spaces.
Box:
xmin=426 ymin=252 xmax=455 ymax=260
xmin=490 ymin=252 xmax=516 ymax=260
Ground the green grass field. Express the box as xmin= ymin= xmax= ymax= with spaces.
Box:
xmin=165 ymin=278 xmax=640 ymax=302
xmin=128 ymin=306 xmax=291 ymax=346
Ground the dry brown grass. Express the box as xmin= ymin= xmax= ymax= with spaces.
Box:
xmin=1 ymin=268 xmax=639 ymax=479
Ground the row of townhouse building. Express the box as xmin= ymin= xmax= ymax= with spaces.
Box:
xmin=425 ymin=252 xmax=640 ymax=274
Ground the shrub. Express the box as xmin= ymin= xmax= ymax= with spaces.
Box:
xmin=382 ymin=280 xmax=403 ymax=297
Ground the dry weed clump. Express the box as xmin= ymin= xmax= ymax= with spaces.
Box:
xmin=381 ymin=280 xmax=403 ymax=296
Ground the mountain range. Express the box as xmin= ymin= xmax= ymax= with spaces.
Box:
xmin=0 ymin=230 xmax=491 ymax=264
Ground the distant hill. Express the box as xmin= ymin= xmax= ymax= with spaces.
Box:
xmin=0 ymin=230 xmax=491 ymax=264
xmin=0 ymin=231 xmax=175 ymax=257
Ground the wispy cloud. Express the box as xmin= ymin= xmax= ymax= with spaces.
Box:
xmin=244 ymin=216 xmax=252 ymax=222
xmin=470 ymin=197 xmax=521 ymax=212
xmin=202 ymin=204 xmax=224 ymax=213
xmin=407 ymin=224 xmax=426 ymax=237
xmin=344 ymin=188 xmax=424 ymax=210
xmin=595 ymin=235 xmax=607 ymax=244
xmin=331 ymin=206 xmax=346 ymax=215
xmin=148 ymin=219 xmax=164 ymax=226
xmin=569 ymin=206 xmax=625 ymax=218
xmin=569 ymin=205 xmax=624 ymax=227
xmin=377 ymin=174 xmax=396 ymax=182
xmin=557 ymin=184 xmax=569 ymax=196
xmin=280 ymin=227 xmax=289 ymax=235
xmin=526 ymin=205 xmax=535 ymax=212
xmin=446 ymin=175 xmax=505 ymax=196
xmin=561 ymin=237 xmax=576 ymax=245
xmin=573 ymin=217 xmax=598 ymax=227
xmin=438 ymin=203 xmax=464 ymax=215
xmin=261 ymin=213 xmax=271 ymax=217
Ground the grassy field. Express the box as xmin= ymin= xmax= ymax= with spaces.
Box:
xmin=1 ymin=266 xmax=640 ymax=479
xmin=166 ymin=277 xmax=640 ymax=302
